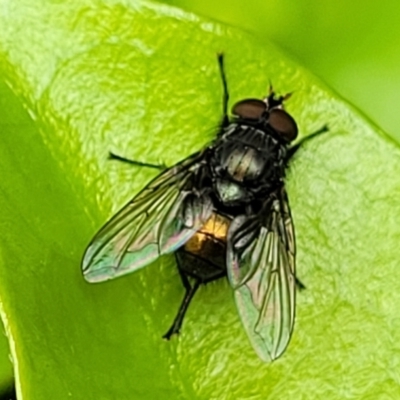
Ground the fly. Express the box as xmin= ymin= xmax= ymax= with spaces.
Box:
xmin=82 ymin=54 xmax=328 ymax=362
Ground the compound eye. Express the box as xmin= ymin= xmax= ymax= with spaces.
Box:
xmin=268 ymin=109 xmax=298 ymax=141
xmin=232 ymin=99 xmax=267 ymax=120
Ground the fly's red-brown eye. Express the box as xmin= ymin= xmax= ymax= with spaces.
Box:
xmin=232 ymin=99 xmax=267 ymax=120
xmin=268 ymin=109 xmax=298 ymax=141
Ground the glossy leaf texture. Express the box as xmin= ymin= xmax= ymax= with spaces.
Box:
xmin=1 ymin=0 xmax=400 ymax=398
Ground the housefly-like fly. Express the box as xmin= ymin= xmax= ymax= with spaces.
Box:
xmin=82 ymin=54 xmax=327 ymax=362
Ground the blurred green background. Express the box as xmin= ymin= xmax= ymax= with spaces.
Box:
xmin=164 ymin=0 xmax=400 ymax=139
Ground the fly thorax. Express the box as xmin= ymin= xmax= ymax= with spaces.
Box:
xmin=225 ymin=146 xmax=264 ymax=182
xmin=215 ymin=140 xmax=269 ymax=184
xmin=211 ymin=124 xmax=288 ymax=206
xmin=215 ymin=178 xmax=249 ymax=204
xmin=216 ymin=124 xmax=287 ymax=185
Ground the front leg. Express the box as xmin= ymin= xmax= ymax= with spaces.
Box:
xmin=217 ymin=53 xmax=230 ymax=127
xmin=286 ymin=125 xmax=329 ymax=162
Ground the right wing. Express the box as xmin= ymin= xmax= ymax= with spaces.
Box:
xmin=82 ymin=151 xmax=212 ymax=282
xmin=226 ymin=188 xmax=297 ymax=361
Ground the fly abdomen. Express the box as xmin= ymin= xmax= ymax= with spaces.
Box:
xmin=176 ymin=212 xmax=230 ymax=282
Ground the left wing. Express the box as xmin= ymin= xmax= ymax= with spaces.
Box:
xmin=226 ymin=188 xmax=296 ymax=361
xmin=82 ymin=151 xmax=212 ymax=282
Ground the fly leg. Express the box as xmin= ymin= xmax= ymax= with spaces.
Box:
xmin=217 ymin=53 xmax=230 ymax=126
xmin=108 ymin=152 xmax=166 ymax=170
xmin=286 ymin=125 xmax=329 ymax=162
xmin=295 ymin=276 xmax=306 ymax=291
xmin=163 ymin=266 xmax=201 ymax=340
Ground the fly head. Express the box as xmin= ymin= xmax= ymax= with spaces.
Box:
xmin=231 ymin=91 xmax=298 ymax=143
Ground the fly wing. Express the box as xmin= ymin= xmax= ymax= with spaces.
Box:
xmin=82 ymin=152 xmax=212 ymax=282
xmin=227 ymin=188 xmax=296 ymax=361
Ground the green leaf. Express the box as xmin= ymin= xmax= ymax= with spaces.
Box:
xmin=1 ymin=0 xmax=400 ymax=398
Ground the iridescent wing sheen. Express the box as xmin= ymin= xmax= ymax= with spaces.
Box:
xmin=227 ymin=188 xmax=296 ymax=361
xmin=82 ymin=152 xmax=212 ymax=283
